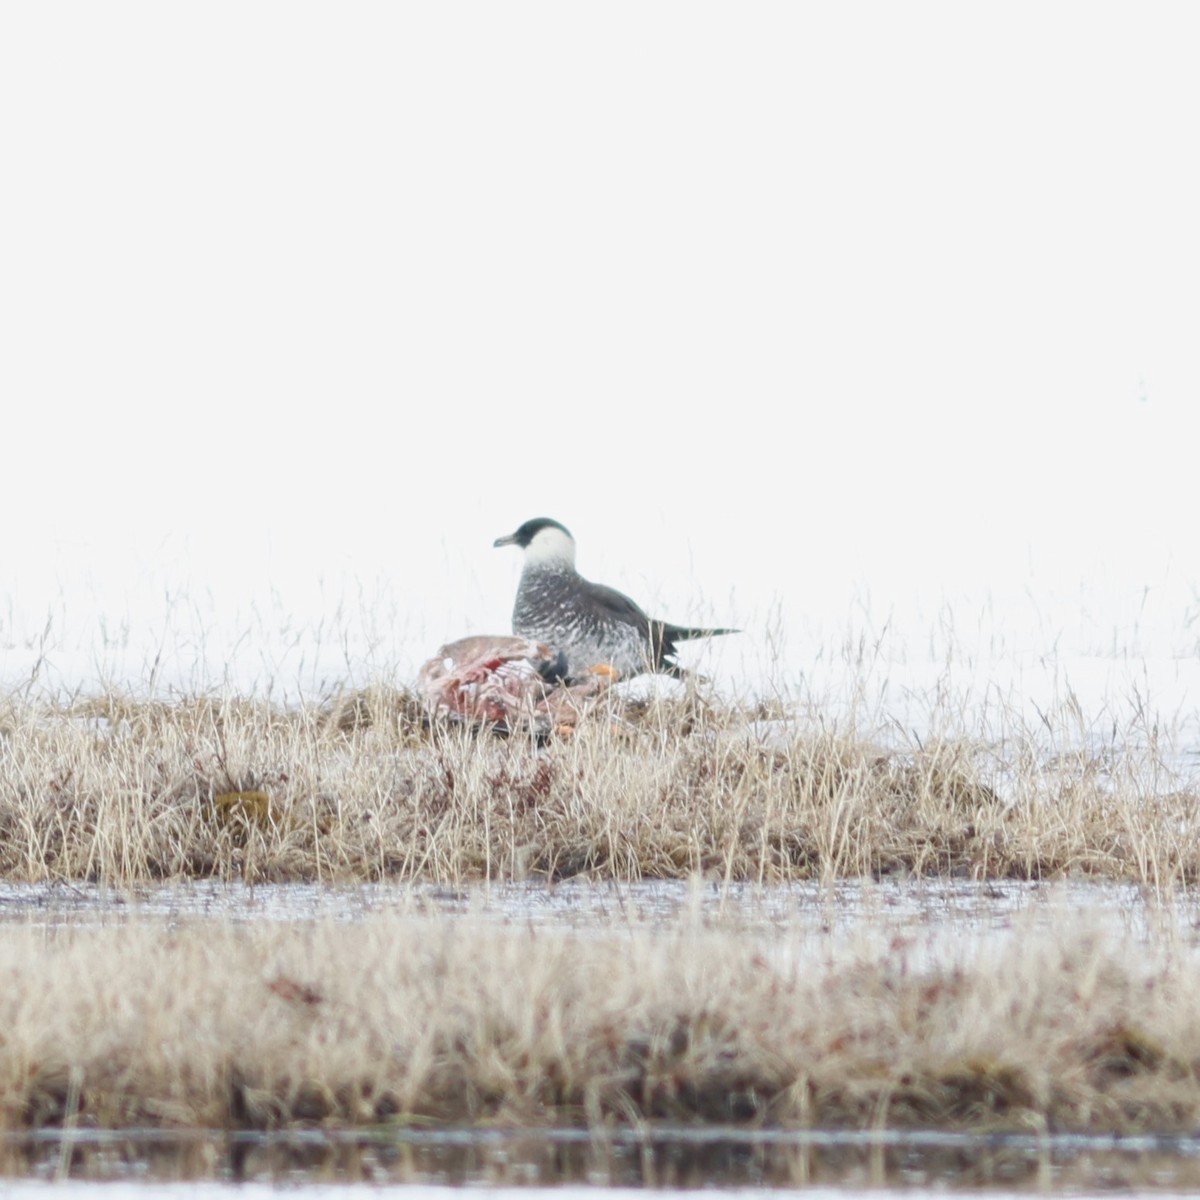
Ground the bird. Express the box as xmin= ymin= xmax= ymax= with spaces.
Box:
xmin=493 ymin=517 xmax=737 ymax=681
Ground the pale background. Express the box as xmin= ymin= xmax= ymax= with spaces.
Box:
xmin=2 ymin=3 xmax=1198 ymax=714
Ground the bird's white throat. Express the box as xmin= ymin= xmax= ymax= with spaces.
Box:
xmin=523 ymin=525 xmax=577 ymax=569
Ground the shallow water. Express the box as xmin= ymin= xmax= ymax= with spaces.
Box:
xmin=1 ymin=874 xmax=1195 ymax=954
xmin=0 ymin=873 xmax=1172 ymax=920
xmin=9 ymin=1125 xmax=1200 ymax=1193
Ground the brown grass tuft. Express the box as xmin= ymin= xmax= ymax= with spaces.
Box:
xmin=1 ymin=906 xmax=1199 ymax=1137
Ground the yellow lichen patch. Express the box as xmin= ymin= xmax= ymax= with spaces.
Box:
xmin=212 ymin=790 xmax=276 ymax=829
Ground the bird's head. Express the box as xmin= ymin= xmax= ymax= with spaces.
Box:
xmin=493 ymin=518 xmax=577 ymax=568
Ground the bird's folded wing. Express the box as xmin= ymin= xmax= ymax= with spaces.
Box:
xmin=580 ymin=578 xmax=652 ymax=628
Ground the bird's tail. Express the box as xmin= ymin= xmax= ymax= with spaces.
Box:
xmin=651 ymin=623 xmax=739 ymax=678
xmin=661 ymin=623 xmax=740 ymax=644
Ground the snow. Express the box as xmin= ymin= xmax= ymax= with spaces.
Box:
xmin=1 ymin=2 xmax=1198 ymax=766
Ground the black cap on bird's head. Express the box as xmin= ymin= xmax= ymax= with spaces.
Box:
xmin=493 ymin=518 xmax=572 ymax=550
xmin=494 ymin=517 xmax=577 ymax=569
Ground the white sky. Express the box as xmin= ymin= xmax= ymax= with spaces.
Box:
xmin=2 ymin=2 xmax=1199 ymax=696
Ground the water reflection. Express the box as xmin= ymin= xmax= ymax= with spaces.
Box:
xmin=7 ymin=1127 xmax=1200 ymax=1191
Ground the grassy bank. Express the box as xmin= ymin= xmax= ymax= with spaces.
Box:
xmin=0 ymin=686 xmax=1194 ymax=886
xmin=1 ymin=905 xmax=1197 ymax=1137
xmin=2 ymin=678 xmax=1197 ymax=1146
xmin=0 ymin=686 xmax=1195 ymax=892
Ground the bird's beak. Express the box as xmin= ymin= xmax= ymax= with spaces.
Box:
xmin=493 ymin=533 xmax=517 ymax=548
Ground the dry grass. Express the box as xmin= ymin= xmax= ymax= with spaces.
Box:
xmin=3 ymin=681 xmax=1194 ymax=1152
xmin=2 ymin=905 xmax=1199 ymax=1136
xmin=0 ymin=684 xmax=1196 ymax=886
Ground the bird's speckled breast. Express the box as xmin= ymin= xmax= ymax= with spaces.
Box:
xmin=512 ymin=567 xmax=647 ymax=678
